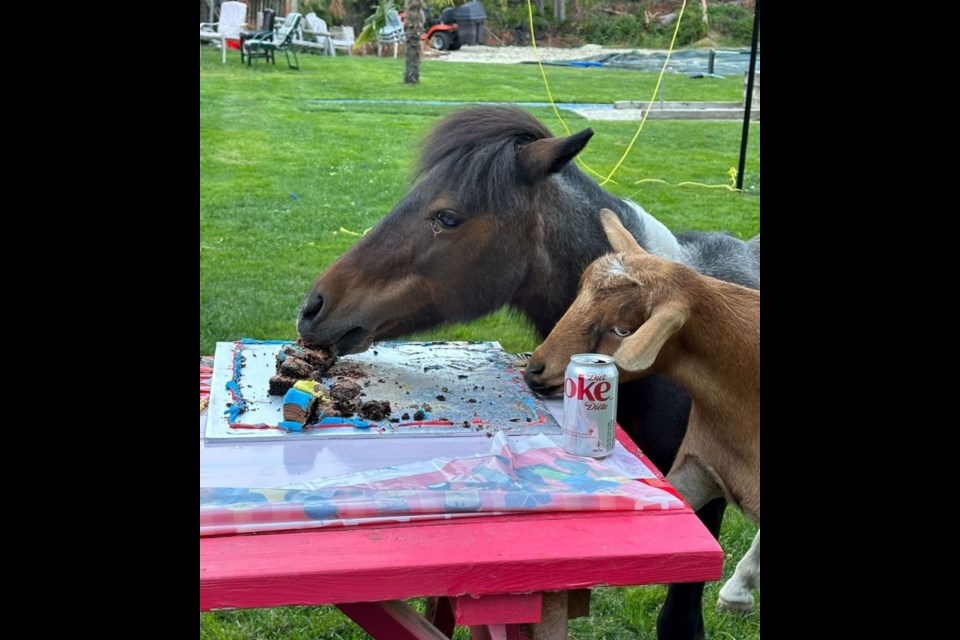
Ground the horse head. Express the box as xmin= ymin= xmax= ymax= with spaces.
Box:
xmin=297 ymin=106 xmax=607 ymax=354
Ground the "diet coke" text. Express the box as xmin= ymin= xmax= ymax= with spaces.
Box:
xmin=561 ymin=354 xmax=619 ymax=458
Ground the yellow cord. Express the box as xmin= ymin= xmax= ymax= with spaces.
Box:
xmin=338 ymin=226 xmax=371 ymax=236
xmin=599 ymin=0 xmax=688 ymax=186
xmin=524 ymin=0 xmax=741 ymax=194
xmin=525 ymin=0 xmax=614 ymax=184
xmin=629 ymin=167 xmax=742 ymax=197
xmin=526 ymin=2 xmax=572 ymax=135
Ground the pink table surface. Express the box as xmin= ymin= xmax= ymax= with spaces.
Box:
xmin=201 ymin=422 xmax=722 ymax=638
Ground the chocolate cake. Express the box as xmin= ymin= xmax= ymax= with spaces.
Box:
xmin=278 ymin=356 xmax=317 ymax=380
xmin=268 ymin=339 xmax=339 ymax=396
xmin=329 ymin=378 xmax=363 ymax=416
xmin=329 ymin=378 xmax=362 ymax=402
xmin=240 ymin=339 xmax=394 ymax=428
xmin=282 ymin=380 xmax=333 ymax=427
xmin=268 ymin=375 xmax=299 ymax=396
xmin=277 ymin=342 xmax=337 ymax=371
xmin=359 ymin=400 xmax=392 ymax=420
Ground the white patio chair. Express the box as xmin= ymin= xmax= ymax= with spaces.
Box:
xmin=331 ymin=25 xmax=356 ymax=56
xmin=377 ymin=10 xmax=404 ymax=58
xmin=200 ymin=1 xmax=248 ymax=64
xmin=302 ymin=12 xmax=334 ymax=56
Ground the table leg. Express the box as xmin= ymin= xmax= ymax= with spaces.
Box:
xmin=336 ymin=591 xmax=588 ymax=640
xmin=526 ymin=589 xmax=591 ymax=639
xmin=531 ymin=591 xmax=567 ymax=640
xmin=424 ymin=597 xmax=455 ymax=637
xmin=221 ymin=35 xmax=226 ymax=64
xmin=469 ymin=624 xmax=529 ymax=640
xmin=567 ymin=589 xmax=591 ymax=619
xmin=337 ymin=601 xmax=450 ymax=640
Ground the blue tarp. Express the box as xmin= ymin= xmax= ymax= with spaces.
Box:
xmin=534 ymin=49 xmax=760 ymax=77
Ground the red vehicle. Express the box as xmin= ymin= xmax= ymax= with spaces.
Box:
xmin=424 ymin=7 xmax=461 ymax=51
xmin=400 ymin=7 xmax=461 ymax=51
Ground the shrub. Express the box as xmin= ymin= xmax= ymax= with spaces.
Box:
xmin=609 ymin=15 xmax=640 ymax=45
xmin=577 ymin=16 xmax=613 ymax=44
xmin=709 ymin=3 xmax=755 ymax=44
xmin=455 ymin=1 xmax=754 ymax=49
xmin=674 ymin=4 xmax=708 ymax=46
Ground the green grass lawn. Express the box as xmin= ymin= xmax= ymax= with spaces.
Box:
xmin=200 ymin=45 xmax=760 ymax=639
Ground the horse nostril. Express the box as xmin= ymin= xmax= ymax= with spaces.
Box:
xmin=299 ymin=290 xmax=326 ymax=324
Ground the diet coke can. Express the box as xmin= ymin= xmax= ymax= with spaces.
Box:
xmin=562 ymin=354 xmax=618 ymax=458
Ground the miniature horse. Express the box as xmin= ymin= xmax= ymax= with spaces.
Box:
xmin=297 ymin=106 xmax=760 ymax=639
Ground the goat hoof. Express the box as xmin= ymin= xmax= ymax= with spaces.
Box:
xmin=717 ymin=588 xmax=754 ymax=613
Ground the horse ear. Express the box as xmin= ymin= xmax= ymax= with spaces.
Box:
xmin=613 ymin=301 xmax=688 ymax=372
xmin=518 ymin=128 xmax=594 ymax=184
xmin=600 ymin=209 xmax=645 ymax=254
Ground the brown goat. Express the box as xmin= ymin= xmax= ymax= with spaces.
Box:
xmin=524 ymin=208 xmax=760 ymax=611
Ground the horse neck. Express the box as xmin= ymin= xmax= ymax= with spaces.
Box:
xmin=511 ymin=173 xmax=681 ymax=337
xmin=622 ymin=200 xmax=683 ymax=262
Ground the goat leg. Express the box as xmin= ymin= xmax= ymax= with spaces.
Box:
xmin=718 ymin=529 xmax=760 ymax=612
xmin=666 ymin=457 xmax=723 ymax=512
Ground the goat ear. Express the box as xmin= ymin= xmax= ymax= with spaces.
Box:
xmin=600 ymin=208 xmax=644 ymax=254
xmin=613 ymin=301 xmax=687 ymax=372
xmin=519 ymin=128 xmax=594 ymax=184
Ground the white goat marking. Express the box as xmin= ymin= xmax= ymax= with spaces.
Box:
xmin=601 ymin=256 xmax=628 ymax=278
xmin=718 ymin=529 xmax=760 ymax=611
xmin=600 ymin=255 xmax=643 ymax=290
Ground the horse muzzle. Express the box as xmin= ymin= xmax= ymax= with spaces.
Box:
xmin=297 ymin=321 xmax=374 ymax=356
xmin=297 ymin=288 xmax=375 ymax=355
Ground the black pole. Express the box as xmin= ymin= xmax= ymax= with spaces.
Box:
xmin=736 ymin=0 xmax=760 ymax=191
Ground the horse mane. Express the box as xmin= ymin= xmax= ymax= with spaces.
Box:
xmin=414 ymin=106 xmax=556 ymax=212
xmin=411 ymin=105 xmax=761 ymax=293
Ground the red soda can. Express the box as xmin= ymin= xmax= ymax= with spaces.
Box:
xmin=562 ymin=354 xmax=618 ymax=458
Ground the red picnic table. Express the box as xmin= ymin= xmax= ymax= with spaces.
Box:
xmin=199 ymin=358 xmax=722 ymax=639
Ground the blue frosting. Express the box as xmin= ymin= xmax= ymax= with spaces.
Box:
xmin=283 ymin=388 xmax=314 ymax=411
xmin=316 ymin=416 xmax=370 ymax=429
xmin=279 ymin=420 xmax=305 ymax=432
xmin=224 ymin=380 xmax=247 ymax=422
xmin=232 ymin=349 xmax=244 ymax=379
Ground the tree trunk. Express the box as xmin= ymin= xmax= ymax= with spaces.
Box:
xmin=404 ymin=0 xmax=423 ymax=85
xmin=701 ymin=0 xmax=710 ymax=28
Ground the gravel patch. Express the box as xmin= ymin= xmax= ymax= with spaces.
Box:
xmin=425 ymin=44 xmax=648 ymax=120
xmin=428 ymin=44 xmax=648 ymax=65
xmin=421 ymin=45 xmax=757 ymax=122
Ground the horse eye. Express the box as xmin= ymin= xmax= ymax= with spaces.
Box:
xmin=435 ymin=211 xmax=463 ymax=229
xmin=611 ymin=327 xmax=633 ymax=337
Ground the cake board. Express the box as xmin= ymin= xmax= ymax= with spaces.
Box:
xmin=205 ymin=340 xmax=562 ymax=442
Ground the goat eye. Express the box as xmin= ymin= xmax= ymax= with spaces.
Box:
xmin=434 ymin=211 xmax=463 ymax=229
xmin=612 ymin=327 xmax=633 ymax=337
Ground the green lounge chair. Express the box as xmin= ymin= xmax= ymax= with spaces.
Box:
xmin=243 ymin=13 xmax=302 ymax=70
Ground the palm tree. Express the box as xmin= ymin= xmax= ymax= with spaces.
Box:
xmin=403 ymin=0 xmax=424 ymax=84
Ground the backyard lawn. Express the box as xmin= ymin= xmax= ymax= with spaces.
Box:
xmin=200 ymin=45 xmax=760 ymax=639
